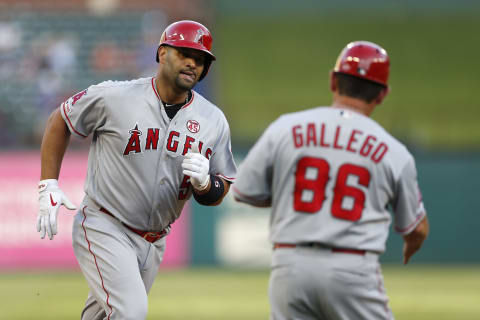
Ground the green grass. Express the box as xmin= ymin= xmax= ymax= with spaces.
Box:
xmin=215 ymin=14 xmax=480 ymax=149
xmin=1 ymin=266 xmax=479 ymax=319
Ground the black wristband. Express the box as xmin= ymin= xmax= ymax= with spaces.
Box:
xmin=193 ymin=175 xmax=225 ymax=205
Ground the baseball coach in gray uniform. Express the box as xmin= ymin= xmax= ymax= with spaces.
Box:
xmin=233 ymin=41 xmax=429 ymax=320
xmin=36 ymin=20 xmax=236 ymax=319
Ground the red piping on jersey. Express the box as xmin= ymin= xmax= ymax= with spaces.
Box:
xmin=232 ymin=186 xmax=271 ymax=207
xmin=151 ymin=77 xmax=195 ymax=109
xmin=216 ymin=173 xmax=235 ymax=181
xmin=181 ymin=91 xmax=194 ymax=109
xmin=62 ymin=102 xmax=87 ymax=138
xmin=81 ymin=206 xmax=113 ymax=319
xmin=394 ymin=210 xmax=426 ymax=234
xmin=151 ymin=77 xmax=160 ymax=100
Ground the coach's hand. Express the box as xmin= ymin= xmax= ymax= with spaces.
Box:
xmin=182 ymin=144 xmax=210 ymax=191
xmin=36 ymin=179 xmax=77 ymax=240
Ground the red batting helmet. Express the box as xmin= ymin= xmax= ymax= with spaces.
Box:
xmin=333 ymin=41 xmax=390 ymax=87
xmin=156 ymin=20 xmax=215 ymax=81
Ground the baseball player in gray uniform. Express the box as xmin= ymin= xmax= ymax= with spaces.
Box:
xmin=36 ymin=20 xmax=236 ymax=319
xmin=233 ymin=41 xmax=429 ymax=320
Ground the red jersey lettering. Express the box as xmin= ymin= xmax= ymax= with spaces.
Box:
xmin=346 ymin=129 xmax=363 ymax=153
xmin=183 ymin=136 xmax=196 ymax=155
xmin=371 ymin=143 xmax=388 ymax=163
xmin=167 ymin=131 xmax=180 ymax=152
xmin=333 ymin=126 xmax=343 ymax=150
xmin=146 ymin=128 xmax=160 ymax=150
xmin=306 ymin=123 xmax=317 ymax=146
xmin=319 ymin=123 xmax=330 ymax=147
xmin=292 ymin=125 xmax=303 ymax=148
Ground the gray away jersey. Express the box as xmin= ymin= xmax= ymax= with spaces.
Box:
xmin=61 ymin=77 xmax=236 ymax=231
xmin=233 ymin=107 xmax=426 ymax=253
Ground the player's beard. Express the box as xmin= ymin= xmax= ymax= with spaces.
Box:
xmin=174 ymin=74 xmax=197 ymax=91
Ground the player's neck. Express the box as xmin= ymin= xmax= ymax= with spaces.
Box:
xmin=154 ymin=76 xmax=189 ymax=104
xmin=331 ymin=94 xmax=375 ymax=117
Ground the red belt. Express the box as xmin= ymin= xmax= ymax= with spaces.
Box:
xmin=273 ymin=243 xmax=366 ymax=255
xmin=100 ymin=207 xmax=168 ymax=243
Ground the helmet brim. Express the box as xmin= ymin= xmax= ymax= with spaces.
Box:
xmin=157 ymin=41 xmax=215 ymax=61
xmin=333 ymin=71 xmax=388 ymax=88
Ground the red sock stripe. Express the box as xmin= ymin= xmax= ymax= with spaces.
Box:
xmin=81 ymin=207 xmax=113 ymax=319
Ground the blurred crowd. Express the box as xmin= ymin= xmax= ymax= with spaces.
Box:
xmin=0 ymin=8 xmax=209 ymax=148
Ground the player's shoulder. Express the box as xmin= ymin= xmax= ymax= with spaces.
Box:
xmin=360 ymin=114 xmax=415 ymax=165
xmin=191 ymin=90 xmax=228 ymax=119
xmin=367 ymin=117 xmax=411 ymax=156
xmin=191 ymin=90 xmax=216 ymax=109
xmin=92 ymin=77 xmax=151 ymax=91
xmin=85 ymin=77 xmax=152 ymax=98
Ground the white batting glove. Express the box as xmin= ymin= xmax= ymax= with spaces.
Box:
xmin=182 ymin=143 xmax=210 ymax=191
xmin=36 ymin=179 xmax=77 ymax=240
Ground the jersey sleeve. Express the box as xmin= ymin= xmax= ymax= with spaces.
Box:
xmin=392 ymin=156 xmax=427 ymax=235
xmin=232 ymin=121 xmax=277 ymax=207
xmin=209 ymin=115 xmax=237 ymax=183
xmin=60 ymin=85 xmax=106 ymax=138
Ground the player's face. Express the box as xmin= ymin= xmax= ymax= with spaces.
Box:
xmin=163 ymin=46 xmax=206 ymax=91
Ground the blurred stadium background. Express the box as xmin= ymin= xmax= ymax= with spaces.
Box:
xmin=0 ymin=0 xmax=479 ymax=319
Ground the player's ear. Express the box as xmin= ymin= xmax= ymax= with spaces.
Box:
xmin=375 ymin=87 xmax=390 ymax=105
xmin=157 ymin=46 xmax=168 ymax=64
xmin=329 ymin=71 xmax=337 ymax=92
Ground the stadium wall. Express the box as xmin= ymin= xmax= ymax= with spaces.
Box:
xmin=1 ymin=151 xmax=478 ymax=269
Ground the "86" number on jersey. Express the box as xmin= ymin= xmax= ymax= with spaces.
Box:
xmin=294 ymin=156 xmax=371 ymax=221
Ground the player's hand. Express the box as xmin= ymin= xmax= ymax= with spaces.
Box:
xmin=402 ymin=217 xmax=429 ymax=265
xmin=182 ymin=143 xmax=210 ymax=191
xmin=36 ymin=179 xmax=77 ymax=240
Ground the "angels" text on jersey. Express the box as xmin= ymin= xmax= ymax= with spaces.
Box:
xmin=123 ymin=126 xmax=212 ymax=158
